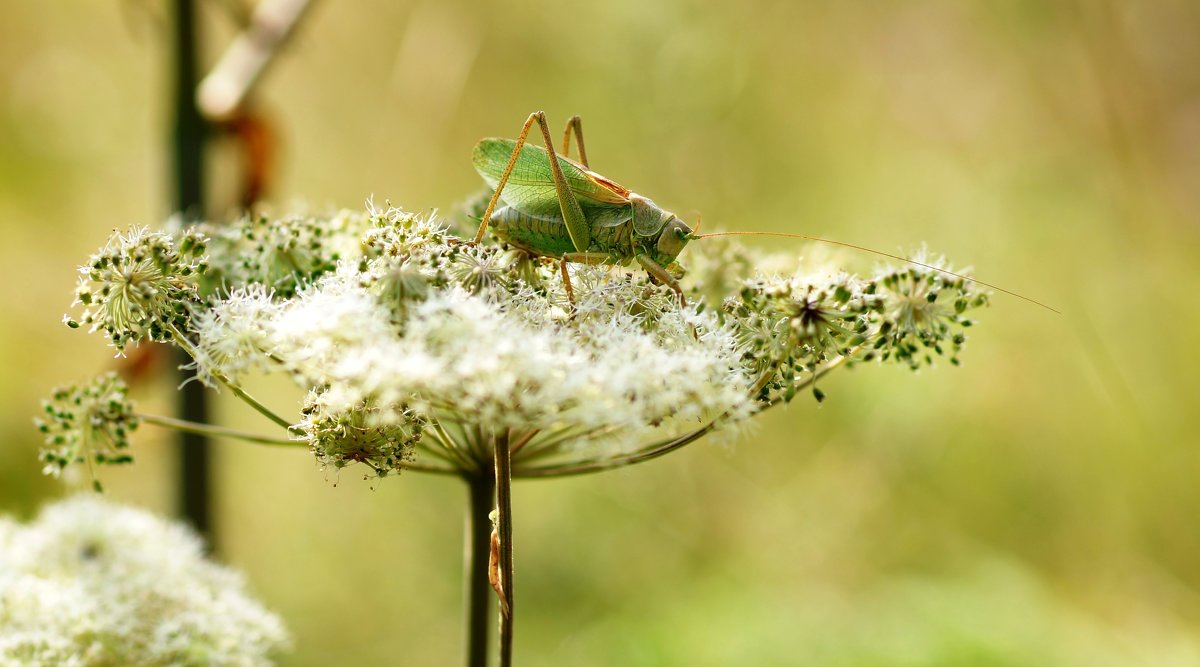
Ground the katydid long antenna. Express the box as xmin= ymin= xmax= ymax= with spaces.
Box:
xmin=692 ymin=230 xmax=1060 ymax=314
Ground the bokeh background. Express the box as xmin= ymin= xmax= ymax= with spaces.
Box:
xmin=3 ymin=1 xmax=1200 ymax=665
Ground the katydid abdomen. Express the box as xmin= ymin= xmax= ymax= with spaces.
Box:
xmin=489 ymin=206 xmax=632 ymax=262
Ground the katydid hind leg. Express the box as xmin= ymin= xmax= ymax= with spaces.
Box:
xmin=473 ymin=112 xmax=542 ymax=244
xmin=534 ymin=115 xmax=592 ymax=254
xmin=561 ymin=115 xmax=589 ymax=169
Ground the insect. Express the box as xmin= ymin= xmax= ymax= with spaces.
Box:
xmin=472 ymin=111 xmax=1058 ymax=313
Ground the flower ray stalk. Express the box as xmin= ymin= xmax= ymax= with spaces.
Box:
xmin=510 ymin=425 xmax=618 ymax=464
xmin=508 ymin=429 xmax=539 ymax=456
xmin=137 ymin=413 xmax=299 ymax=447
xmin=429 ymin=415 xmax=485 ymax=472
xmin=514 ymin=345 xmax=861 ymax=478
xmin=168 ymin=324 xmax=295 ymax=432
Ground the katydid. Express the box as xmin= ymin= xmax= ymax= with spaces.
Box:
xmin=472 ymin=111 xmax=1057 ymax=313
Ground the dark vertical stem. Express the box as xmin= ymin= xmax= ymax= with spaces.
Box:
xmin=172 ymin=0 xmax=204 ymax=217
xmin=494 ymin=431 xmax=514 ymax=667
xmin=464 ymin=471 xmax=495 ymax=667
xmin=171 ymin=0 xmax=212 ymax=544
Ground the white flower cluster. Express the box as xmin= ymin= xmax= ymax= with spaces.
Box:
xmin=56 ymin=202 xmax=988 ymax=479
xmin=278 ymin=274 xmax=751 ymax=434
xmin=189 ymin=207 xmax=755 ymax=475
xmin=0 ymin=495 xmax=288 ymax=666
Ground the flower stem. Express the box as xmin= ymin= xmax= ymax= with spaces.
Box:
xmin=494 ymin=430 xmax=515 ymax=667
xmin=463 ymin=471 xmax=495 ymax=667
xmin=431 ymin=419 xmax=483 ymax=473
xmin=138 ymin=412 xmax=459 ymax=474
xmin=137 ymin=413 xmax=301 ymax=446
xmin=168 ymin=325 xmax=294 ymax=430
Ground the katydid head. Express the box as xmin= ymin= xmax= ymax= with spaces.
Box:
xmin=630 ymin=194 xmax=693 ymax=265
xmin=655 ymin=216 xmax=694 ymax=264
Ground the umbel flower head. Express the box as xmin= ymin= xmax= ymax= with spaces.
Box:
xmin=49 ymin=202 xmax=988 ymax=480
xmin=0 ymin=495 xmax=289 ymax=665
xmin=69 ymin=226 xmax=207 ymax=353
xmin=35 ymin=372 xmax=139 ymax=491
xmin=297 ymin=392 xmax=425 ymax=477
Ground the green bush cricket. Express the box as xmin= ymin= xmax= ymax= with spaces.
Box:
xmin=472 ymin=111 xmax=1057 ymax=313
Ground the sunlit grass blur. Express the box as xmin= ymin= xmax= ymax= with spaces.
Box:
xmin=3 ymin=1 xmax=1199 ymax=665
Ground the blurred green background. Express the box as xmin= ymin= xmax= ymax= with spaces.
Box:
xmin=3 ymin=1 xmax=1199 ymax=665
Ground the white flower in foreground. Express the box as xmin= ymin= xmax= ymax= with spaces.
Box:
xmin=0 ymin=496 xmax=288 ymax=666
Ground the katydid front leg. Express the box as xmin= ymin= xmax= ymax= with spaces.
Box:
xmin=558 ymin=258 xmax=575 ymax=306
xmin=636 ymin=254 xmax=687 ymax=307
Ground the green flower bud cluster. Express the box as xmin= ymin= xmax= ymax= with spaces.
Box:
xmin=195 ymin=210 xmax=367 ymax=298
xmin=726 ymin=259 xmax=987 ymax=404
xmin=358 ymin=204 xmax=545 ymax=319
xmin=357 ymin=206 xmax=457 ymax=322
xmin=361 ymin=203 xmax=453 ymax=260
xmin=298 ymin=392 xmax=426 ymax=479
xmin=727 ymin=273 xmax=874 ymax=404
xmin=35 ymin=372 xmax=139 ymax=491
xmin=866 ymin=265 xmax=987 ymax=369
xmin=451 ymin=245 xmax=514 ymax=294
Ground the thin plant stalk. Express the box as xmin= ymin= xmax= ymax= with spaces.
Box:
xmin=494 ymin=431 xmax=514 ymax=667
xmin=138 ymin=413 xmax=300 ymax=446
xmin=168 ymin=326 xmax=294 ymax=431
xmin=463 ymin=471 xmax=495 ymax=667
xmin=137 ymin=413 xmax=460 ymax=474
xmin=171 ymin=0 xmax=211 ymax=543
